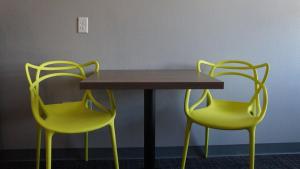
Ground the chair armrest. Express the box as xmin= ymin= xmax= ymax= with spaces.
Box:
xmin=82 ymin=61 xmax=100 ymax=73
xmin=184 ymin=60 xmax=216 ymax=114
xmin=185 ymin=89 xmax=209 ymax=114
xmin=85 ymin=90 xmax=111 ymax=113
xmin=256 ymin=85 xmax=268 ymax=122
xmin=106 ymin=90 xmax=116 ymax=111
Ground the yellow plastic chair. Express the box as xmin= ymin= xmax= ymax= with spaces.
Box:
xmin=25 ymin=60 xmax=119 ymax=169
xmin=181 ymin=60 xmax=269 ymax=169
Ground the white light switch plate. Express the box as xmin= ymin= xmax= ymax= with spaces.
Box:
xmin=78 ymin=17 xmax=88 ymax=33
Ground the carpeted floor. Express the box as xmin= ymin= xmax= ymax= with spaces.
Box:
xmin=1 ymin=154 xmax=300 ymax=169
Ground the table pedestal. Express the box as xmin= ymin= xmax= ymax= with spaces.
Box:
xmin=144 ymin=89 xmax=156 ymax=169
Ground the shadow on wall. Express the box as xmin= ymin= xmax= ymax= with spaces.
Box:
xmin=156 ymin=89 xmax=187 ymax=147
xmin=0 ymin=65 xmax=35 ymax=149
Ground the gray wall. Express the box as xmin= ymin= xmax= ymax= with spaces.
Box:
xmin=0 ymin=0 xmax=300 ymax=149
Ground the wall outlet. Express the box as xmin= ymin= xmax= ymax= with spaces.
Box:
xmin=78 ymin=17 xmax=88 ymax=33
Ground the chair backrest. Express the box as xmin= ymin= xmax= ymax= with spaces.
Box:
xmin=25 ymin=60 xmax=100 ymax=124
xmin=186 ymin=60 xmax=269 ymax=122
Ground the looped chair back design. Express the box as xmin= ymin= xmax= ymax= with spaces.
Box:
xmin=186 ymin=60 xmax=269 ymax=123
xmin=25 ymin=60 xmax=116 ymax=124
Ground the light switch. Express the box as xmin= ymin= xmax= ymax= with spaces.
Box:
xmin=78 ymin=17 xmax=88 ymax=33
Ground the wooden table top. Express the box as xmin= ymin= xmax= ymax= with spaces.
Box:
xmin=80 ymin=70 xmax=224 ymax=89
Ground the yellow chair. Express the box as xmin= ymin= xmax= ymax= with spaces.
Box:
xmin=25 ymin=60 xmax=119 ymax=169
xmin=181 ymin=60 xmax=269 ymax=169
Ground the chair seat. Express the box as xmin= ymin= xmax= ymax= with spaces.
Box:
xmin=188 ymin=99 xmax=258 ymax=130
xmin=42 ymin=101 xmax=113 ymax=133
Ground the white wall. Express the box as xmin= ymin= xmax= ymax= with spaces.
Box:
xmin=0 ymin=0 xmax=300 ymax=149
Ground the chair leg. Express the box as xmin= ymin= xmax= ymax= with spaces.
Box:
xmin=204 ymin=127 xmax=209 ymax=158
xmin=181 ymin=120 xmax=192 ymax=169
xmin=36 ymin=126 xmax=42 ymax=169
xmin=249 ymin=127 xmax=256 ymax=169
xmin=109 ymin=123 xmax=119 ymax=169
xmin=45 ymin=130 xmax=54 ymax=169
xmin=85 ymin=132 xmax=89 ymax=161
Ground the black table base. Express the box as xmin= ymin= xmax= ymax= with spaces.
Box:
xmin=144 ymin=89 xmax=156 ymax=169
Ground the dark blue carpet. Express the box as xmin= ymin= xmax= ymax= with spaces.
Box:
xmin=1 ymin=154 xmax=300 ymax=169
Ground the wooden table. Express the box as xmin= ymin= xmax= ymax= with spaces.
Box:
xmin=80 ymin=70 xmax=224 ymax=169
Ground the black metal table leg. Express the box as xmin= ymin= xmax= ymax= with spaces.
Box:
xmin=144 ymin=89 xmax=155 ymax=169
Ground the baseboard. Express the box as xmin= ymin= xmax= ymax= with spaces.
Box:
xmin=1 ymin=143 xmax=300 ymax=162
